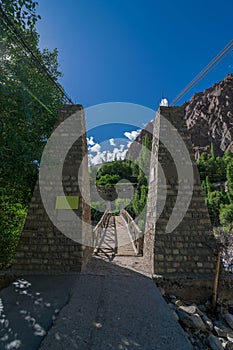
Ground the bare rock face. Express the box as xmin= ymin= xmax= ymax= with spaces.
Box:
xmin=126 ymin=74 xmax=233 ymax=161
xmin=184 ymin=74 xmax=233 ymax=159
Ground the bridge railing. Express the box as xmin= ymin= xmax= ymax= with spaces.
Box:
xmin=93 ymin=210 xmax=112 ymax=254
xmin=120 ymin=209 xmax=143 ymax=255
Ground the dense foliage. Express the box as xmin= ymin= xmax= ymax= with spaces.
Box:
xmin=90 ymin=134 xmax=152 ymax=228
xmin=125 ymin=134 xmax=152 ymax=219
xmin=197 ymin=148 xmax=233 ymax=229
xmin=96 ymin=160 xmax=137 ymax=187
xmin=0 ymin=189 xmax=27 ymax=268
xmin=0 ymin=0 xmax=64 ymax=268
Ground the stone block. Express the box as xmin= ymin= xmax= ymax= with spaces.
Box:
xmin=144 ymin=107 xmax=217 ymax=276
xmin=12 ymin=105 xmax=92 ymax=273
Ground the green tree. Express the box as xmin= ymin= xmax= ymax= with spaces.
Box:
xmin=207 ymin=191 xmax=227 ymax=226
xmin=220 ymin=204 xmax=233 ymax=229
xmin=91 ymin=201 xmax=107 ymax=226
xmin=198 ymin=151 xmax=226 ymax=182
xmin=0 ymin=0 xmax=64 ymax=268
xmin=1 ymin=0 xmax=40 ymax=29
xmin=137 ymin=134 xmax=151 ymax=179
xmin=0 ymin=188 xmax=27 ymax=268
xmin=223 ymin=150 xmax=233 ymax=165
xmin=96 ymin=174 xmax=121 ymax=187
xmin=96 ymin=160 xmax=134 ymax=184
xmin=201 ymin=179 xmax=207 ymax=197
xmin=197 ymin=149 xmax=233 ymax=227
xmin=226 ymin=161 xmax=233 ymax=201
xmin=210 ymin=143 xmax=215 ymax=159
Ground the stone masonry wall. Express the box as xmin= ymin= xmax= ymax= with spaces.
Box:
xmin=12 ymin=105 xmax=92 ymax=273
xmin=144 ymin=107 xmax=217 ymax=276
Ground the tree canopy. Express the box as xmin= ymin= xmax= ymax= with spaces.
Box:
xmin=197 ymin=148 xmax=233 ymax=229
xmin=0 ymin=0 xmax=65 ymax=268
xmin=0 ymin=0 xmax=64 ymax=201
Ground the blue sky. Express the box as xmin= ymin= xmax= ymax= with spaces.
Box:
xmin=36 ymin=0 xmax=233 ymax=164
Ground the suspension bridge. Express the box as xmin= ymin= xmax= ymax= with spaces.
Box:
xmin=0 ymin=6 xmax=231 ymax=348
xmin=93 ymin=209 xmax=143 ymax=259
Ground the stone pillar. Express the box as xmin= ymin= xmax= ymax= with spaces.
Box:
xmin=12 ymin=105 xmax=92 ymax=273
xmin=144 ymin=107 xmax=217 ymax=276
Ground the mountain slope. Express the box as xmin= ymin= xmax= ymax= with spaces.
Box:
xmin=127 ymin=74 xmax=233 ymax=160
xmin=184 ymin=73 xmax=233 ymax=158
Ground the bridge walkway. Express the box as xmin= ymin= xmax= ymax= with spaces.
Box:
xmin=94 ymin=214 xmax=138 ymax=260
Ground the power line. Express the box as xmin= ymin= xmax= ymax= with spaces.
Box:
xmin=171 ymin=40 xmax=233 ymax=106
xmin=0 ymin=5 xmax=74 ymax=104
xmin=21 ymin=83 xmax=55 ymax=116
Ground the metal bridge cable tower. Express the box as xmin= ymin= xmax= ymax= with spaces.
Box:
xmin=171 ymin=39 xmax=233 ymax=106
xmin=0 ymin=5 xmax=74 ymax=104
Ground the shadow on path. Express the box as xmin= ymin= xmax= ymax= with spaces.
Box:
xmin=0 ymin=258 xmax=193 ymax=350
xmin=0 ymin=275 xmax=77 ymax=350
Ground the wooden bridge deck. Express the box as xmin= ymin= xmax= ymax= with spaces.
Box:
xmin=95 ymin=215 xmax=137 ymax=259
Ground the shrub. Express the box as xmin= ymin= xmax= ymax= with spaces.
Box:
xmin=220 ymin=203 xmax=233 ymax=229
xmin=0 ymin=195 xmax=27 ymax=268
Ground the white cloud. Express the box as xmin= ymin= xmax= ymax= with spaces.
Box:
xmin=109 ymin=138 xmax=116 ymax=146
xmin=90 ymin=143 xmax=101 ymax=153
xmin=87 ymin=136 xmax=95 ymax=146
xmin=87 ymin=130 xmax=143 ymax=166
xmin=88 ymin=152 xmax=104 ymax=166
xmin=118 ymin=149 xmax=128 ymax=160
xmin=110 ymin=146 xmax=128 ymax=161
xmin=124 ymin=129 xmax=141 ymax=141
xmin=88 ymin=145 xmax=128 ymax=166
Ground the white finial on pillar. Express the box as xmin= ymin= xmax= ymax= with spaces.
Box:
xmin=160 ymin=98 xmax=169 ymax=106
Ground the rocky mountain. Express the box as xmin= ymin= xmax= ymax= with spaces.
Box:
xmin=127 ymin=74 xmax=233 ymax=160
xmin=184 ymin=73 xmax=233 ymax=158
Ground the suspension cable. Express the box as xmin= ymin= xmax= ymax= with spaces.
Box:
xmin=171 ymin=40 xmax=233 ymax=106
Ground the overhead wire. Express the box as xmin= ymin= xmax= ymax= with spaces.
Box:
xmin=171 ymin=40 xmax=233 ymax=105
xmin=2 ymin=5 xmax=232 ymax=112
